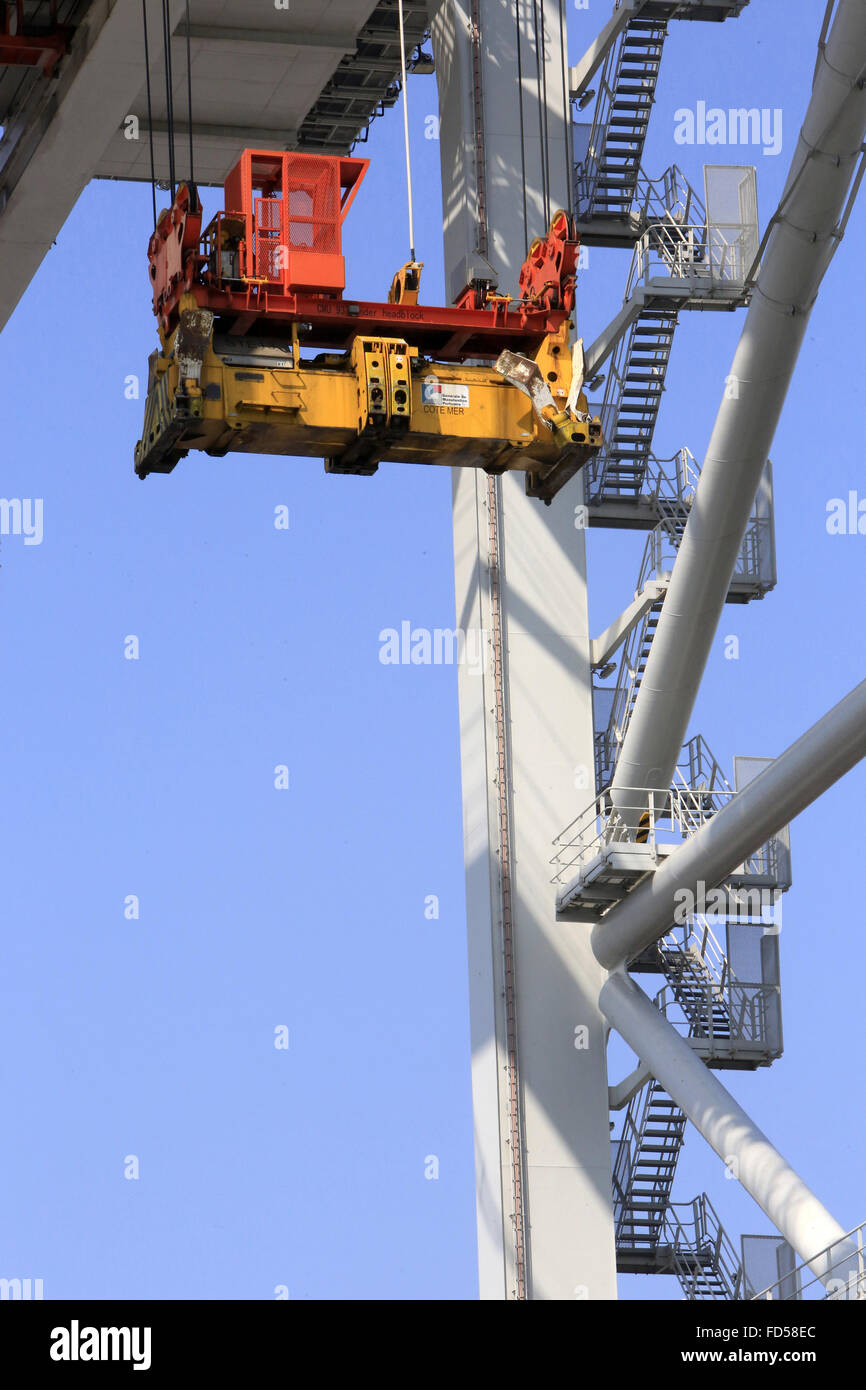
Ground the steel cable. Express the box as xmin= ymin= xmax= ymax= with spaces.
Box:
xmin=141 ymin=0 xmax=157 ymax=226
xmin=161 ymin=0 xmax=175 ymax=199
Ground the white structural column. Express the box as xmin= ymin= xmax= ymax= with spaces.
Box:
xmin=600 ymin=973 xmax=853 ymax=1284
xmin=431 ymin=0 xmax=618 ymax=1300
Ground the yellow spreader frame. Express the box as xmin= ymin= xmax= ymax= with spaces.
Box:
xmin=135 ymin=299 xmax=602 ymax=503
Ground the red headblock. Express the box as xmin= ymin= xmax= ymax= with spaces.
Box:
xmin=517 ymin=211 xmax=579 ymax=313
xmin=146 ymin=150 xmax=582 ymax=360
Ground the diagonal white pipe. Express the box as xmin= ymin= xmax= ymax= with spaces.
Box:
xmin=610 ymin=0 xmax=866 ymax=820
xmin=593 ymin=678 xmax=866 ymax=972
xmin=600 ymin=971 xmax=854 ymax=1286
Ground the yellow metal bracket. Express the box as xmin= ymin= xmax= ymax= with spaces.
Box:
xmin=388 ymin=261 xmax=424 ymax=305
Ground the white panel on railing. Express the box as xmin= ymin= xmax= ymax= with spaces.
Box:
xmin=703 ymin=164 xmax=759 ymax=285
xmin=733 ymin=753 xmax=792 ymax=889
xmin=742 ymin=1233 xmax=800 ymax=1301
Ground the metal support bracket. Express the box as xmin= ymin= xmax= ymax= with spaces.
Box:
xmin=569 ymin=0 xmax=648 ymax=100
xmin=591 ymin=579 xmax=669 ymax=671
xmin=608 ymin=1057 xmax=652 ymax=1110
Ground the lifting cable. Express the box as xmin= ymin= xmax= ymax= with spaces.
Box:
xmin=141 ymin=0 xmax=157 ymax=227
xmin=515 ymin=2 xmax=530 ymax=254
xmin=532 ymin=0 xmax=551 ymax=230
xmin=143 ymin=2 xmax=195 ymax=215
xmin=184 ymin=0 xmax=194 ymax=185
xmin=515 ymin=0 xmax=555 ymax=259
xmin=397 ymin=0 xmax=416 ymax=261
xmin=160 ymin=0 xmax=176 ymax=200
xmin=557 ymin=0 xmax=573 ymax=218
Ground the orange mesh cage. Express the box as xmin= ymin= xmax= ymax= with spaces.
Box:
xmin=222 ymin=150 xmax=369 ymax=294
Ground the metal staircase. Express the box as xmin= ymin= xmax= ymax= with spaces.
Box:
xmin=592 ymin=503 xmax=773 ymax=794
xmin=666 ymin=1195 xmax=752 ymax=1299
xmin=614 ymin=1079 xmax=758 ymax=1295
xmin=573 ymin=2 xmax=750 ymax=245
xmin=638 ymin=912 xmax=783 ymax=1070
xmin=576 ymin=18 xmax=668 ymax=232
xmin=613 ymin=1080 xmax=687 ymax=1271
xmin=574 ymin=12 xmax=758 ymax=521
xmin=571 ymin=2 xmax=790 ymax=1300
xmin=658 ymin=934 xmax=732 ymax=1042
xmin=583 ymin=164 xmax=757 ymax=513
xmin=599 ymin=738 xmax=786 ymax=1280
xmin=614 ymin=1080 xmax=749 ymax=1295
xmin=595 ymin=592 xmax=661 ymax=791
xmin=594 ymin=305 xmax=680 ymax=500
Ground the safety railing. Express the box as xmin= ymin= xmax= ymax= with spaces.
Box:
xmin=633 ymin=501 xmax=772 ymax=617
xmin=666 ymin=914 xmax=730 ymax=989
xmin=649 ymin=445 xmax=700 ymax=503
xmin=633 ymin=164 xmax=706 ymax=232
xmin=672 ymin=736 xmax=733 ymax=834
xmin=575 ymin=141 xmax=707 ymax=235
xmin=636 ymin=510 xmax=686 ymax=591
xmin=752 ymin=1223 xmax=866 ymax=1301
xmin=666 ymin=1195 xmax=752 ymax=1300
xmin=592 ymin=555 xmax=674 ymax=786
xmin=627 ymin=219 xmax=753 ymax=297
xmin=654 ymin=911 xmax=778 ymax=1055
xmin=655 ymin=979 xmax=779 ymax=1050
xmin=611 ymin=1081 xmax=678 ymax=1248
xmin=552 ymin=785 xmax=718 ymax=882
xmin=551 ymin=784 xmax=782 ymax=886
xmin=586 ymin=443 xmax=700 ymax=511
xmin=672 ymin=739 xmax=782 ymax=882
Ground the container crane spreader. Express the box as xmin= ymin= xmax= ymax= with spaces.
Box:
xmin=133 ymin=150 xmax=601 ymax=503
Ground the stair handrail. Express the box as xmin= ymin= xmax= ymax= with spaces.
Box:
xmin=751 ymin=1221 xmax=866 ymax=1301
xmin=633 ymin=163 xmax=707 ymax=232
xmin=666 ymin=1194 xmax=751 ymax=1300
xmin=573 ymin=25 xmax=624 ymax=215
xmin=636 ymin=508 xmax=688 ymax=593
xmin=627 ymin=219 xmax=750 ymax=299
xmin=586 ymin=443 xmax=700 ymax=512
xmin=551 ymin=781 xmax=739 ymax=882
xmin=614 ymin=1080 xmax=686 ymax=1249
xmin=655 ymin=971 xmax=779 ymax=1056
xmin=613 ymin=1081 xmax=655 ymax=1243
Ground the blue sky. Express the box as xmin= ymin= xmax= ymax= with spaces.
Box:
xmin=0 ymin=0 xmax=863 ymax=1300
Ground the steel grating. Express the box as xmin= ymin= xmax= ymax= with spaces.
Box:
xmin=298 ymin=0 xmax=430 ymax=152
